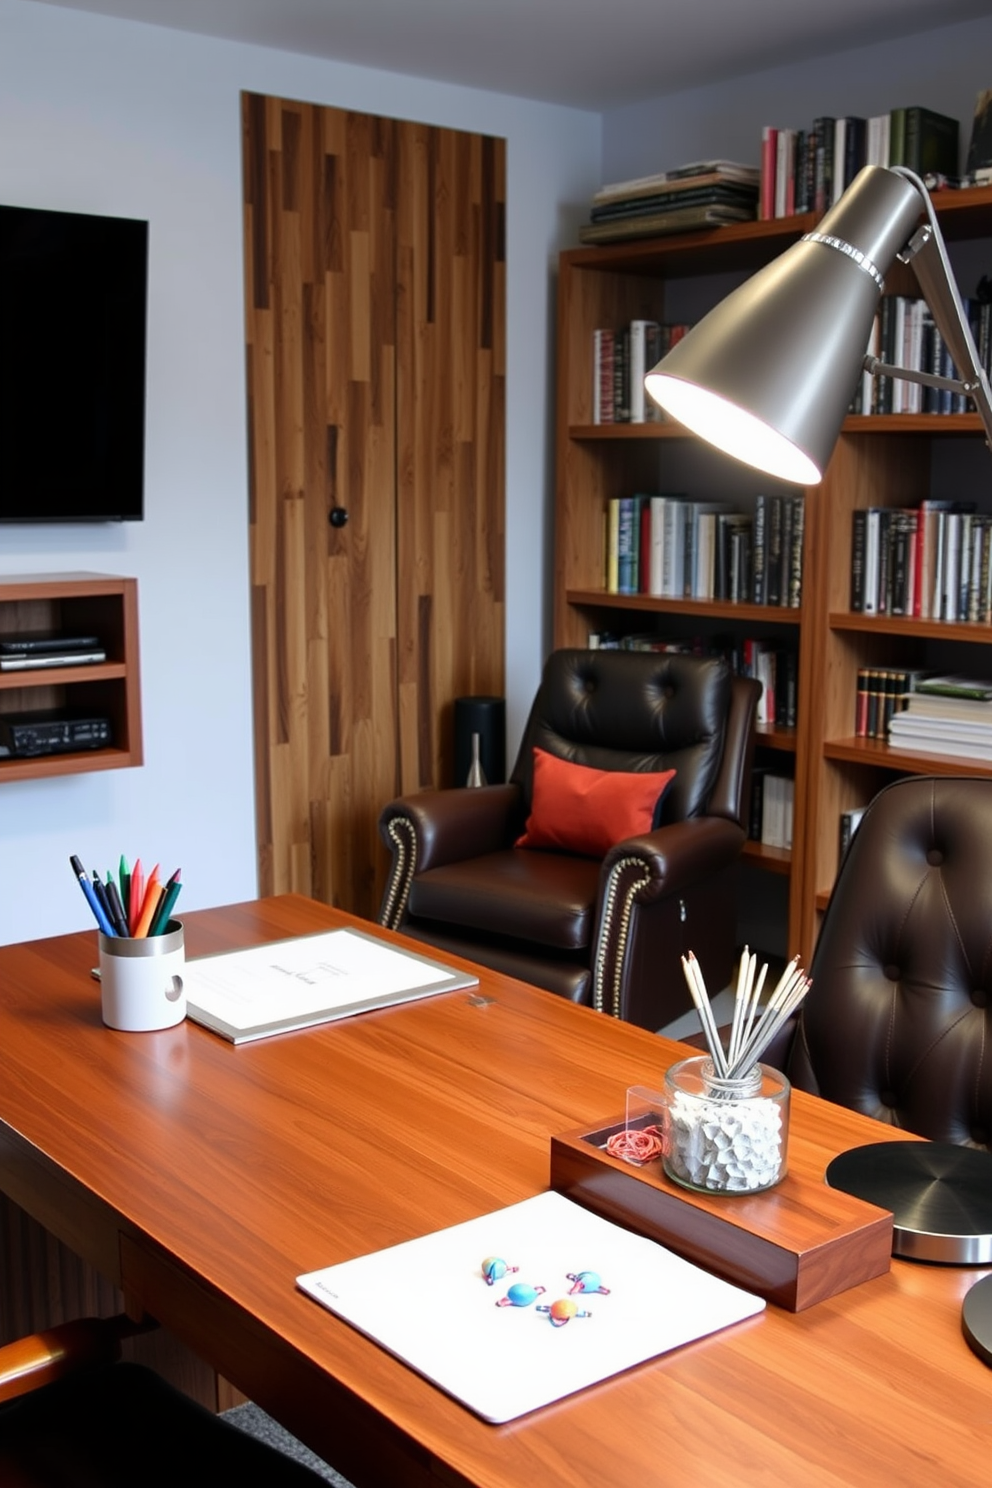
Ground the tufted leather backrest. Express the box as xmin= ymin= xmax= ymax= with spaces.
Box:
xmin=510 ymin=649 xmax=732 ymax=824
xmin=789 ymin=776 xmax=992 ymax=1150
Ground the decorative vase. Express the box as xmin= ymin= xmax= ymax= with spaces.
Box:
xmin=466 ymin=731 xmax=487 ymax=787
xmin=661 ymin=1055 xmax=790 ymax=1195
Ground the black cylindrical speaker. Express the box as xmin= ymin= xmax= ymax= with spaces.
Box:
xmin=453 ymin=695 xmax=506 ymax=787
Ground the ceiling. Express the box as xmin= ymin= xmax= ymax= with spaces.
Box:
xmin=24 ymin=0 xmax=992 ymax=110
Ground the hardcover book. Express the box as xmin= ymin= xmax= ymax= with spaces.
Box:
xmin=902 ymin=106 xmax=959 ymax=178
xmin=592 ymin=161 xmax=759 ymax=206
xmin=913 ymin=674 xmax=992 ymax=700
xmin=578 ymin=202 xmax=755 ymax=245
xmin=752 ymin=493 xmax=767 ymax=605
xmin=589 ymin=182 xmax=758 ymax=223
xmin=966 ymin=88 xmax=992 ymax=177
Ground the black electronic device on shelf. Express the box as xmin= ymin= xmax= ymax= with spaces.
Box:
xmin=0 ymin=709 xmax=112 ymax=757
xmin=0 ymin=632 xmax=106 ymax=670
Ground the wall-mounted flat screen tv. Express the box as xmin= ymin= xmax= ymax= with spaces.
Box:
xmin=0 ymin=203 xmax=148 ymax=522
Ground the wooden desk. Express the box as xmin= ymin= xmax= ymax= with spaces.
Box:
xmin=0 ymin=895 xmax=988 ymax=1487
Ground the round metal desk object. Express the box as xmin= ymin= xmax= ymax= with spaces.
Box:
xmin=962 ymin=1274 xmax=992 ymax=1368
xmin=825 ymin=1142 xmax=992 ymax=1264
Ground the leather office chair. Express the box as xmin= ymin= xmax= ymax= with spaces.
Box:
xmin=379 ymin=648 xmax=761 ymax=1031
xmin=0 ymin=1315 xmax=330 ymax=1486
xmin=781 ymin=775 xmax=992 ymax=1149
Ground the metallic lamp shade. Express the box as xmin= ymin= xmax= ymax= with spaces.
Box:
xmin=644 ymin=166 xmax=927 ymax=483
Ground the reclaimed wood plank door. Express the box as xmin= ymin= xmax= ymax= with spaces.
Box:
xmin=242 ymin=95 xmax=505 ymax=919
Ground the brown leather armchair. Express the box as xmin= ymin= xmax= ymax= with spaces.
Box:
xmin=781 ymin=775 xmax=992 ymax=1149
xmin=379 ymin=648 xmax=760 ymax=1031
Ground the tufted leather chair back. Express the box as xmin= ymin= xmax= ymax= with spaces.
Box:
xmin=789 ymin=775 xmax=992 ymax=1150
xmin=510 ymin=649 xmax=735 ymax=826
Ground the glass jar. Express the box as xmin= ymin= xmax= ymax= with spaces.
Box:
xmin=662 ymin=1055 xmax=790 ymax=1195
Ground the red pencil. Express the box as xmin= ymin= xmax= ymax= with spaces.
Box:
xmin=132 ymin=867 xmax=162 ymax=939
xmin=128 ymin=858 xmax=145 ymax=932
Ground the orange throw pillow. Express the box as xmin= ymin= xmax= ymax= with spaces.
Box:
xmin=516 ymin=748 xmax=676 ymax=857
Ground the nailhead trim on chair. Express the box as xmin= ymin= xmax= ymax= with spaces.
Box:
xmin=593 ymin=855 xmax=653 ymax=1019
xmin=379 ymin=816 xmax=417 ymax=930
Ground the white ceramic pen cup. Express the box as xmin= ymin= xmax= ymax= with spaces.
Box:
xmin=97 ymin=920 xmax=186 ymax=1031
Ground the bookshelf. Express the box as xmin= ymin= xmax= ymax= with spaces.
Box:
xmin=0 ymin=573 xmax=142 ymax=781
xmin=554 ymin=184 xmax=992 ymax=963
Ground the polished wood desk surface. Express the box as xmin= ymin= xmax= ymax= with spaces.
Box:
xmin=0 ymin=895 xmax=988 ymax=1488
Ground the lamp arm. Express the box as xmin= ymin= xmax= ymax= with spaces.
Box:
xmin=861 ymin=355 xmax=977 ymax=397
xmin=888 ymin=167 xmax=992 ymax=449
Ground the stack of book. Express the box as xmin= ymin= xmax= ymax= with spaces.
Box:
xmin=853 ymin=666 xmax=924 ymax=739
xmin=604 ymin=491 xmax=803 ymax=608
xmin=848 ymin=292 xmax=992 ymax=420
xmin=742 ymin=639 xmax=798 ymax=727
xmin=585 ymin=630 xmax=797 ymax=731
xmin=759 ymin=106 xmax=959 ymax=221
xmin=748 ymin=770 xmax=795 ymax=849
xmin=605 ymin=495 xmax=748 ymax=600
xmin=966 ymin=88 xmax=992 ymax=184
xmin=838 ymin=806 xmax=868 ymax=864
xmin=850 ymin=501 xmax=992 ymax=623
xmin=580 ymin=160 xmax=760 ymax=246
xmin=593 ymin=320 xmax=690 ymax=424
xmin=887 ymin=675 xmax=992 ymax=760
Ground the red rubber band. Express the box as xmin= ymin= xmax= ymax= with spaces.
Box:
xmin=606 ymin=1125 xmax=665 ymax=1164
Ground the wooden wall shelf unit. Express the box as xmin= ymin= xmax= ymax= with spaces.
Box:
xmin=0 ymin=573 xmax=142 ymax=782
xmin=554 ymin=184 xmax=992 ymax=963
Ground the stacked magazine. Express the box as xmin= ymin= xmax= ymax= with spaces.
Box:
xmin=580 ymin=159 xmax=760 ymax=246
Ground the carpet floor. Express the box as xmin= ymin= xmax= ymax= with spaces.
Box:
xmin=222 ymin=1401 xmax=356 ymax=1487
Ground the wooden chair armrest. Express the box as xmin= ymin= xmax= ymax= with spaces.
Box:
xmin=0 ymin=1314 xmax=156 ymax=1404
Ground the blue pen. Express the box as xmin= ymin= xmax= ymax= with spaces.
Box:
xmin=69 ymin=854 xmax=116 ymax=936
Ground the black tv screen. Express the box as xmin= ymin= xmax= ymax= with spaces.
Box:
xmin=0 ymin=203 xmax=148 ymax=522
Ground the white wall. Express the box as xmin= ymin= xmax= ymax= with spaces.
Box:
xmin=0 ymin=0 xmax=601 ymax=944
xmin=602 ymin=13 xmax=992 ymax=182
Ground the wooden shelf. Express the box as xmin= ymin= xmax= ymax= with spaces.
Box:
xmin=829 ymin=611 xmax=992 ymax=640
xmin=567 ymin=589 xmax=802 ymax=626
xmin=0 ymin=660 xmax=128 ymax=691
xmin=563 ymin=212 xmax=818 ymax=277
xmin=742 ymin=839 xmax=792 ymax=875
xmin=0 ymin=573 xmax=142 ymax=782
xmin=838 ymin=412 xmax=985 ymax=435
xmin=571 ymin=412 xmax=986 ymax=441
xmin=824 ymin=735 xmax=992 ymax=776
xmin=755 ymin=722 xmax=797 ymax=753
xmin=554 ymin=183 xmax=992 ymax=962
xmin=563 ymin=183 xmax=992 ymax=275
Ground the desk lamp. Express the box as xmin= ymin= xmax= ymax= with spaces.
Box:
xmin=644 ymin=164 xmax=992 ymax=480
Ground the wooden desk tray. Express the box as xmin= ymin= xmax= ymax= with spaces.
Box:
xmin=550 ymin=1114 xmax=893 ymax=1311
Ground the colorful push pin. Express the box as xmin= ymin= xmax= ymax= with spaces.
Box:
xmin=567 ymin=1270 xmax=610 ymax=1295
xmin=537 ymin=1297 xmax=591 ymax=1326
xmin=481 ymin=1256 xmax=519 ymax=1286
xmin=495 ymin=1283 xmax=546 ymax=1308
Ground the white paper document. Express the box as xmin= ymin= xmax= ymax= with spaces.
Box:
xmin=297 ymin=1190 xmax=765 ymax=1422
xmin=184 ymin=928 xmax=478 ymax=1043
